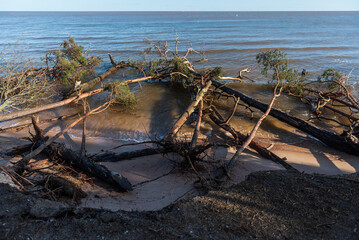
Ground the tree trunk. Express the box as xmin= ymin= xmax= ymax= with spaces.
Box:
xmin=0 ymin=113 xmax=78 ymax=133
xmin=165 ymin=80 xmax=212 ymax=139
xmin=211 ymin=79 xmax=359 ymax=156
xmin=26 ymin=117 xmax=132 ymax=192
xmin=0 ymin=89 xmax=103 ymax=123
xmin=44 ymin=142 xmax=133 ymax=192
xmin=92 ymin=147 xmax=171 ymax=162
xmin=66 ymin=55 xmax=162 ymax=97
xmin=0 ymin=75 xmax=154 ymax=124
xmin=209 ymin=114 xmax=297 ymax=171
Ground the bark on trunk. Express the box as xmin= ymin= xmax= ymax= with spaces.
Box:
xmin=66 ymin=56 xmax=161 ymax=97
xmin=0 ymin=75 xmax=154 ymax=124
xmin=211 ymin=79 xmax=359 ymax=156
xmin=0 ymin=113 xmax=78 ymax=133
xmin=209 ymin=114 xmax=297 ymax=171
xmin=44 ymin=142 xmax=133 ymax=192
xmin=13 ymin=114 xmax=132 ymax=192
xmin=92 ymin=147 xmax=171 ymax=162
xmin=165 ymin=80 xmax=212 ymax=139
xmin=0 ymin=89 xmax=103 ymax=123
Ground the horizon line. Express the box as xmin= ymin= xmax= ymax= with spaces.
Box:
xmin=1 ymin=10 xmax=359 ymax=12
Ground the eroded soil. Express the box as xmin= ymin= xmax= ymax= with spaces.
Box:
xmin=1 ymin=170 xmax=358 ymax=240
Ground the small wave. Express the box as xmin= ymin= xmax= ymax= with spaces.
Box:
xmin=94 ymin=50 xmax=140 ymax=55
xmin=220 ymin=40 xmax=284 ymax=46
xmin=30 ymin=36 xmax=62 ymax=40
xmin=205 ymin=46 xmax=353 ymax=54
xmin=334 ymin=58 xmax=350 ymax=63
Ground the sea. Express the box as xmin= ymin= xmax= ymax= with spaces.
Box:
xmin=1 ymin=11 xmax=359 ymax=78
xmin=0 ymin=11 xmax=358 ymax=141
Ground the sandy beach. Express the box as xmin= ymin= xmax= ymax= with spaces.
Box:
xmin=1 ymin=114 xmax=358 ymax=212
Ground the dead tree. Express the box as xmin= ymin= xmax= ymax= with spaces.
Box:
xmin=66 ymin=54 xmax=163 ymax=97
xmin=226 ymin=82 xmax=283 ymax=172
xmin=209 ymin=113 xmax=296 ymax=171
xmin=12 ymin=105 xmax=132 ymax=192
xmin=211 ymin=79 xmax=359 ymax=156
xmin=0 ymin=89 xmax=103 ymax=123
xmin=92 ymin=147 xmax=171 ymax=162
xmin=0 ymin=75 xmax=152 ymax=124
xmin=165 ymin=80 xmax=212 ymax=139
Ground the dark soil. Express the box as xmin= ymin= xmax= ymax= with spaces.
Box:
xmin=1 ymin=170 xmax=359 ymax=240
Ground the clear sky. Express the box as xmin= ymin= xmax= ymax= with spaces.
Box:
xmin=1 ymin=0 xmax=359 ymax=11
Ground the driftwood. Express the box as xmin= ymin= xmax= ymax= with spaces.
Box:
xmin=10 ymin=104 xmax=132 ymax=192
xmin=211 ymin=79 xmax=359 ymax=156
xmin=0 ymin=113 xmax=78 ymax=134
xmin=0 ymin=88 xmax=103 ymax=123
xmin=165 ymin=80 xmax=212 ymax=139
xmin=92 ymin=147 xmax=171 ymax=162
xmin=21 ymin=102 xmax=112 ymax=164
xmin=190 ymin=99 xmax=203 ymax=150
xmin=0 ymin=75 xmax=156 ymax=124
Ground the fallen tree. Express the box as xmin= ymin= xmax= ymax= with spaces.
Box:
xmin=209 ymin=108 xmax=297 ymax=172
xmin=211 ymin=79 xmax=359 ymax=156
xmin=65 ymin=54 xmax=164 ymax=97
xmin=12 ymin=105 xmax=132 ymax=192
xmin=3 ymin=38 xmax=359 ymax=196
xmin=0 ymin=74 xmax=154 ymax=123
xmin=165 ymin=80 xmax=212 ymax=139
xmin=0 ymin=112 xmax=78 ymax=134
xmin=92 ymin=147 xmax=171 ymax=162
xmin=0 ymin=88 xmax=103 ymax=123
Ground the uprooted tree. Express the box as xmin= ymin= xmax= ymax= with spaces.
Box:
xmin=1 ymin=36 xmax=358 ymax=198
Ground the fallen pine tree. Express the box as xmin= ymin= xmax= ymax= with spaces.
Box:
xmin=2 ymin=37 xmax=359 ymax=195
xmin=211 ymin=79 xmax=359 ymax=156
xmin=11 ymin=104 xmax=133 ymax=192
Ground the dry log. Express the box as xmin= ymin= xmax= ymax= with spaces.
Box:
xmin=0 ymin=88 xmax=103 ymax=123
xmin=0 ymin=113 xmax=78 ymax=134
xmin=165 ymin=80 xmax=212 ymax=139
xmin=0 ymin=75 xmax=155 ymax=124
xmin=190 ymin=100 xmax=203 ymax=150
xmin=92 ymin=147 xmax=171 ymax=162
xmin=21 ymin=102 xmax=111 ymax=164
xmin=25 ymin=116 xmax=132 ymax=192
xmin=227 ymin=84 xmax=282 ymax=171
xmin=40 ymin=141 xmax=132 ymax=192
xmin=211 ymin=79 xmax=359 ymax=156
xmin=209 ymin=114 xmax=297 ymax=171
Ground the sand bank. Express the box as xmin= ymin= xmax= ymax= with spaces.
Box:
xmin=1 ymin=117 xmax=359 ymax=212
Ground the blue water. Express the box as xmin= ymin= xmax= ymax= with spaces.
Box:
xmin=0 ymin=11 xmax=358 ymax=81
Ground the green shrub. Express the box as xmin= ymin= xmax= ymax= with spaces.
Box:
xmin=47 ymin=36 xmax=101 ymax=85
xmin=110 ymin=81 xmax=138 ymax=107
xmin=318 ymin=68 xmax=343 ymax=91
xmin=256 ymin=49 xmax=303 ymax=94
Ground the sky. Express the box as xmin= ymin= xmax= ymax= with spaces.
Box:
xmin=0 ymin=0 xmax=359 ymax=11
